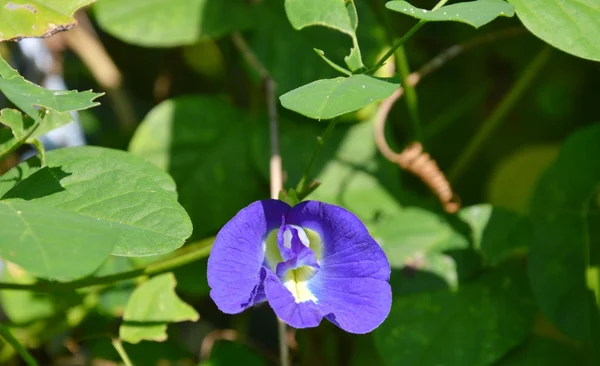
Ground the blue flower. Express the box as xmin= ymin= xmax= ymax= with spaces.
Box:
xmin=207 ymin=200 xmax=391 ymax=334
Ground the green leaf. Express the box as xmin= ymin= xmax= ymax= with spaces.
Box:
xmin=0 ymin=0 xmax=95 ymax=41
xmin=0 ymin=200 xmax=119 ymax=280
xmin=375 ymin=262 xmax=537 ymax=366
xmin=0 ymin=146 xmax=191 ymax=258
xmin=508 ymin=0 xmax=600 ymax=62
xmin=0 ymin=56 xmax=102 ymax=123
xmin=285 ymin=0 xmax=365 ymax=71
xmin=528 ymin=123 xmax=600 ymax=341
xmin=372 ymin=207 xmax=472 ymax=293
xmin=199 ymin=341 xmax=268 ymax=366
xmin=128 ymin=95 xmax=264 ymax=240
xmin=279 ymin=75 xmax=398 ymax=120
xmin=459 ymin=204 xmax=531 ymax=265
xmin=386 ymin=0 xmax=515 ymax=28
xmin=285 ymin=0 xmax=356 ymax=36
xmin=496 ymin=337 xmax=590 ymax=366
xmin=120 ymin=273 xmax=199 ymax=344
xmin=93 ymin=0 xmax=255 ymax=47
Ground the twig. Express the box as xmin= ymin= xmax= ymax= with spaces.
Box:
xmin=111 ymin=339 xmax=133 ymax=366
xmin=65 ymin=12 xmax=137 ymax=132
xmin=0 ymin=238 xmax=213 ymax=292
xmin=373 ymin=27 xmax=526 ymax=213
xmin=231 ymin=32 xmax=290 ymax=366
xmin=0 ymin=323 xmax=38 ymax=366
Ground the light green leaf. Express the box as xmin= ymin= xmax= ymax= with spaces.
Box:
xmin=375 ymin=262 xmax=537 ymax=366
xmin=459 ymin=204 xmax=531 ymax=265
xmin=285 ymin=0 xmax=365 ymax=71
xmin=528 ymin=123 xmax=600 ymax=341
xmin=120 ymin=273 xmax=199 ymax=344
xmin=0 ymin=146 xmax=190 ymax=257
xmin=279 ymin=75 xmax=398 ymax=120
xmin=0 ymin=0 xmax=95 ymax=41
xmin=0 ymin=200 xmax=119 ymax=280
xmin=93 ymin=0 xmax=255 ymax=47
xmin=508 ymin=0 xmax=600 ymax=61
xmin=285 ymin=0 xmax=356 ymax=36
xmin=372 ymin=207 xmax=476 ymax=295
xmin=129 ymin=96 xmax=264 ymax=241
xmin=0 ymin=56 xmax=102 ymax=123
xmin=386 ymin=0 xmax=515 ymax=28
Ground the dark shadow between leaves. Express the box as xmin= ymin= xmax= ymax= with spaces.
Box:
xmin=1 ymin=165 xmax=70 ymax=200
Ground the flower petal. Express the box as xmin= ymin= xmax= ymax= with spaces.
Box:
xmin=286 ymin=201 xmax=391 ymax=333
xmin=263 ymin=268 xmax=324 ymax=328
xmin=208 ymin=200 xmax=290 ymax=314
xmin=309 ymin=276 xmax=392 ymax=333
xmin=286 ymin=201 xmax=390 ymax=281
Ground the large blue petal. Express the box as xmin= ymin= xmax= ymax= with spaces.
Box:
xmin=287 ymin=201 xmax=391 ymax=333
xmin=263 ymin=268 xmax=324 ymax=328
xmin=207 ymin=200 xmax=290 ymax=314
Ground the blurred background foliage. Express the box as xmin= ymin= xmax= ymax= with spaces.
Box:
xmin=0 ymin=0 xmax=599 ymax=365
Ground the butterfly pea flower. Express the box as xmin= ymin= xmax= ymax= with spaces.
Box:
xmin=207 ymin=200 xmax=391 ymax=334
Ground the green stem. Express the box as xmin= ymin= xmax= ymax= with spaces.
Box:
xmin=369 ymin=0 xmax=449 ymax=73
xmin=448 ymin=46 xmax=551 ymax=182
xmin=112 ymin=338 xmax=133 ymax=366
xmin=0 ymin=238 xmax=213 ymax=293
xmin=277 ymin=319 xmax=290 ymax=366
xmin=395 ymin=46 xmax=421 ymax=141
xmin=0 ymin=324 xmax=38 ymax=366
xmin=295 ymin=118 xmax=338 ymax=194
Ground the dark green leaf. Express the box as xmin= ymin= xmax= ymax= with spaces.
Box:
xmin=375 ymin=262 xmax=536 ymax=366
xmin=93 ymin=0 xmax=255 ymax=47
xmin=459 ymin=204 xmax=531 ymax=265
xmin=199 ymin=341 xmax=268 ymax=366
xmin=0 ymin=0 xmax=95 ymax=41
xmin=280 ymin=75 xmax=398 ymax=120
xmin=496 ymin=337 xmax=590 ymax=366
xmin=508 ymin=0 xmax=600 ymax=61
xmin=386 ymin=0 xmax=515 ymax=28
xmin=128 ymin=95 xmax=264 ymax=240
xmin=120 ymin=273 xmax=199 ymax=344
xmin=0 ymin=146 xmax=190 ymax=258
xmin=528 ymin=123 xmax=600 ymax=341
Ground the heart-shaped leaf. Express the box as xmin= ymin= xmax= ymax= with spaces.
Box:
xmin=120 ymin=273 xmax=199 ymax=344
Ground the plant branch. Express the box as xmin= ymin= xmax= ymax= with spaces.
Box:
xmin=373 ymin=27 xmax=526 ymax=213
xmin=0 ymin=238 xmax=213 ymax=293
xmin=295 ymin=118 xmax=338 ymax=195
xmin=448 ymin=46 xmax=551 ymax=182
xmin=0 ymin=323 xmax=38 ymax=366
xmin=395 ymin=46 xmax=421 ymax=141
xmin=231 ymin=32 xmax=289 ymax=366
xmin=111 ymin=338 xmax=133 ymax=366
xmin=369 ymin=0 xmax=449 ymax=72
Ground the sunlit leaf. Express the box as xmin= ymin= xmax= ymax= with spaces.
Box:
xmin=528 ymin=123 xmax=600 ymax=341
xmin=0 ymin=146 xmax=191 ymax=259
xmin=375 ymin=262 xmax=536 ymax=366
xmin=120 ymin=273 xmax=199 ymax=344
xmin=386 ymin=0 xmax=514 ymax=28
xmin=129 ymin=95 xmax=264 ymax=241
xmin=0 ymin=0 xmax=95 ymax=41
xmin=280 ymin=75 xmax=398 ymax=120
xmin=0 ymin=56 xmax=102 ymax=123
xmin=508 ymin=0 xmax=600 ymax=61
xmin=93 ymin=0 xmax=255 ymax=47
